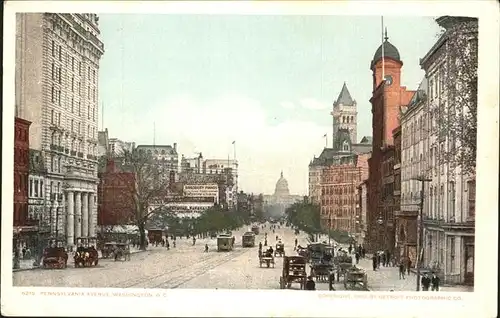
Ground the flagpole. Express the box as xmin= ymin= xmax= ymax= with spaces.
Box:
xmin=153 ymin=122 xmax=156 ymax=147
xmin=381 ymin=16 xmax=385 ymax=80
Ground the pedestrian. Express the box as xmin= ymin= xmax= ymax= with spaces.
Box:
xmin=372 ymin=254 xmax=377 ymax=271
xmin=361 ymin=247 xmax=366 ymax=258
xmin=173 ymin=240 xmax=176 ymax=248
xmin=166 ymin=240 xmax=170 ymax=250
xmin=294 ymin=238 xmax=298 ymax=250
xmin=259 ymin=241 xmax=263 ymax=251
xmin=377 ymin=253 xmax=381 ymax=268
xmin=204 ymin=244 xmax=209 ymax=253
xmin=431 ymin=273 xmax=440 ymax=291
xmin=399 ymin=263 xmax=406 ymax=279
xmin=381 ymin=253 xmax=386 ymax=267
xmin=421 ymin=274 xmax=431 ymax=291
xmin=355 ymin=252 xmax=360 ymax=264
xmin=348 ymin=244 xmax=352 ymax=254
xmin=276 ymin=235 xmax=278 ymax=241
xmin=192 ymin=237 xmax=196 ymax=246
xmin=264 ymin=239 xmax=267 ymax=246
xmin=407 ymin=259 xmax=412 ymax=275
xmin=328 ymin=270 xmax=336 ymax=291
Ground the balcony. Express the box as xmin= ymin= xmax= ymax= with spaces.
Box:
xmin=87 ymin=154 xmax=97 ymax=161
xmin=70 ymin=150 xmax=77 ymax=156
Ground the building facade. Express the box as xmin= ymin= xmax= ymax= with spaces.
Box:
xmin=366 ymin=32 xmax=415 ymax=253
xmin=356 ymin=179 xmax=369 ymax=245
xmin=97 ymin=159 xmax=135 ymax=227
xmin=15 ymin=13 xmax=104 ymax=248
xmin=380 ymin=144 xmax=396 ymax=254
xmin=108 ymin=138 xmax=135 ymax=157
xmin=399 ymin=78 xmax=428 ymax=266
xmin=136 ymin=144 xmax=179 ymax=173
xmin=419 ymin=16 xmax=477 ymax=285
xmin=203 ymin=158 xmax=239 ymax=208
xmin=183 ymin=183 xmax=219 ymax=204
xmin=320 ymin=153 xmax=369 ymax=234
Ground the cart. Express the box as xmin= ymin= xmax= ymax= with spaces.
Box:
xmin=310 ymin=261 xmax=334 ymax=282
xmin=334 ymin=252 xmax=354 ymax=281
xmin=74 ymin=237 xmax=99 ymax=268
xmin=259 ymin=249 xmax=275 ymax=268
xmin=101 ymin=242 xmax=117 ymax=259
xmin=279 ymin=256 xmax=307 ymax=289
xmin=114 ymin=242 xmax=131 ymax=261
xmin=274 ymin=242 xmax=285 ymax=257
xmin=343 ymin=266 xmax=369 ymax=291
xmin=42 ymin=238 xmax=68 ymax=269
xmin=242 ymin=232 xmax=256 ymax=247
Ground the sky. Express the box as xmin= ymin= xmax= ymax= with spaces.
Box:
xmin=98 ymin=14 xmax=443 ymax=195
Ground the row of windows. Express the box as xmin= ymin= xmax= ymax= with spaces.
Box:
xmin=51 ymin=39 xmax=98 ymax=84
xmin=50 ymin=110 xmax=96 ymax=139
xmin=50 ymin=85 xmax=96 ymax=120
xmin=50 ymin=133 xmax=98 ymax=156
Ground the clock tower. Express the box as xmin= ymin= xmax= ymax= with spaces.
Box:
xmin=371 ymin=30 xmax=403 ymax=92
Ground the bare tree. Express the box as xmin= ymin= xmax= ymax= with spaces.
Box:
xmin=118 ymin=148 xmax=171 ymax=250
xmin=437 ymin=17 xmax=478 ymax=175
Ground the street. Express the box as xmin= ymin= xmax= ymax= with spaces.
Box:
xmin=12 ymin=224 xmax=472 ymax=292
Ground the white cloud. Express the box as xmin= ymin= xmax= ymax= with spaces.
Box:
xmin=299 ymin=98 xmax=330 ymax=110
xmin=280 ymin=101 xmax=295 ymax=110
xmin=111 ymin=94 xmax=329 ymax=195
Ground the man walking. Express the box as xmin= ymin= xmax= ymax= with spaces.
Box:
xmin=399 ymin=262 xmax=406 ymax=279
xmin=421 ymin=274 xmax=431 ymax=291
xmin=372 ymin=254 xmax=378 ymax=271
xmin=355 ymin=251 xmax=360 ymax=264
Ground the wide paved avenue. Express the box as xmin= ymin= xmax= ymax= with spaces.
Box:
xmin=14 ymin=224 xmax=315 ymax=290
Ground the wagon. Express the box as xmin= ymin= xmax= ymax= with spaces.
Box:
xmin=343 ymin=266 xmax=369 ymax=291
xmin=259 ymin=249 xmax=275 ymax=268
xmin=279 ymin=256 xmax=307 ymax=289
xmin=74 ymin=237 xmax=99 ymax=268
xmin=251 ymin=225 xmax=260 ymax=235
xmin=310 ymin=261 xmax=334 ymax=282
xmin=274 ymin=242 xmax=285 ymax=257
xmin=114 ymin=243 xmax=131 ymax=261
xmin=101 ymin=242 xmax=117 ymax=259
xmin=42 ymin=238 xmax=68 ymax=269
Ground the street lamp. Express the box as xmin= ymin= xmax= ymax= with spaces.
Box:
xmin=377 ymin=214 xmax=384 ymax=252
xmin=411 ymin=176 xmax=432 ymax=292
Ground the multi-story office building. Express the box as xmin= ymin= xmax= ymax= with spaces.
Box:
xmin=15 ymin=13 xmax=104 ymax=248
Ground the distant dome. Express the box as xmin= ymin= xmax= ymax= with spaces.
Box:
xmin=371 ymin=32 xmax=401 ymax=68
xmin=274 ymin=171 xmax=290 ymax=197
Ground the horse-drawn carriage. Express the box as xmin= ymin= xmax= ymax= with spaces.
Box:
xmin=279 ymin=256 xmax=307 ymax=289
xmin=74 ymin=237 xmax=99 ymax=268
xmin=42 ymin=238 xmax=68 ymax=269
xmin=308 ymin=243 xmax=334 ymax=281
xmin=333 ymin=251 xmax=354 ymax=282
xmin=259 ymin=248 xmax=275 ymax=268
xmin=101 ymin=242 xmax=117 ymax=259
xmin=242 ymin=232 xmax=256 ymax=247
xmin=217 ymin=235 xmax=234 ymax=252
xmin=113 ymin=243 xmax=131 ymax=261
xmin=274 ymin=241 xmax=285 ymax=257
xmin=343 ymin=266 xmax=368 ymax=291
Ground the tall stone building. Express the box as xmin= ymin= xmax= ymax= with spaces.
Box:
xmin=419 ymin=16 xmax=476 ymax=285
xmin=15 ymin=13 xmax=105 ymax=248
xmin=332 ymin=82 xmax=358 ymax=145
xmin=366 ymin=31 xmax=414 ymax=253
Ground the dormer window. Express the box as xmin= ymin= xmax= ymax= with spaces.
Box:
xmin=343 ymin=140 xmax=350 ymax=152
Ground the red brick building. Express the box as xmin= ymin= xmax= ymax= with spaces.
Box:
xmin=320 ymin=153 xmax=369 ymax=233
xmin=97 ymin=159 xmax=136 ymax=226
xmin=13 ymin=117 xmax=32 ymax=228
xmin=366 ymin=33 xmax=415 ymax=252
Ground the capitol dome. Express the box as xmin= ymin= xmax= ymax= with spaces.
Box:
xmin=274 ymin=171 xmax=290 ymax=197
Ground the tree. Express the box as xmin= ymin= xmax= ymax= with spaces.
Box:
xmin=436 ymin=17 xmax=478 ymax=175
xmin=118 ymin=148 xmax=170 ymax=250
xmin=285 ymin=202 xmax=321 ymax=235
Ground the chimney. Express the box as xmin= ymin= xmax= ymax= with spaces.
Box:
xmin=173 ymin=143 xmax=177 ymax=151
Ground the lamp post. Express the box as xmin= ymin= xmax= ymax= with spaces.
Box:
xmin=377 ymin=214 xmax=384 ymax=252
xmin=411 ymin=176 xmax=432 ymax=292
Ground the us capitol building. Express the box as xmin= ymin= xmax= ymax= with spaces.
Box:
xmin=263 ymin=171 xmax=303 ymax=217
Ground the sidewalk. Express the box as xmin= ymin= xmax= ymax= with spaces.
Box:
xmin=356 ymin=255 xmax=473 ymax=292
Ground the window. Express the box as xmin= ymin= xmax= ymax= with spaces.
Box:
xmin=92 ymin=107 xmax=95 ymax=121
xmin=449 ymin=181 xmax=455 ymax=220
xmin=78 ymin=122 xmax=81 ymax=134
xmin=51 ymin=110 xmax=54 ymax=124
xmin=51 ymin=63 xmax=55 ymax=80
xmin=79 ymin=62 xmax=82 ymax=75
xmin=71 ymin=76 xmax=74 ymax=92
xmin=71 ymin=56 xmax=74 ymax=71
xmin=467 ymin=180 xmax=475 ymax=220
xmin=58 ymin=45 xmax=62 ymax=61
xmin=34 ymin=179 xmax=39 ymax=197
xmin=88 ymin=85 xmax=90 ymax=99
xmin=440 ymin=185 xmax=444 ymax=219
xmin=71 ymin=119 xmax=74 ymax=132
xmin=450 ymin=236 xmax=455 ymax=273
xmin=58 ymin=67 xmax=61 ymax=84
xmin=51 ymin=86 xmax=55 ymax=103
xmin=58 ymin=157 xmax=62 ymax=173
xmin=57 ymin=90 xmax=61 ymax=105
xmin=71 ymin=98 xmax=74 ymax=113
xmin=52 ymin=40 xmax=55 ymax=57
xmin=92 ymin=69 xmax=96 ymax=83
xmin=342 ymin=140 xmax=349 ymax=152
xmin=29 ymin=178 xmax=33 ymax=197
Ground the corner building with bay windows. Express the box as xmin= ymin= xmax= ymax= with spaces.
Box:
xmin=15 ymin=13 xmax=105 ymax=248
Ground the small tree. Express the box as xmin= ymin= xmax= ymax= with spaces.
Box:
xmin=436 ymin=17 xmax=478 ymax=175
xmin=119 ymin=148 xmax=170 ymax=250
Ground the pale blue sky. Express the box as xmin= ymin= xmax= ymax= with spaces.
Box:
xmin=98 ymin=15 xmax=442 ymax=195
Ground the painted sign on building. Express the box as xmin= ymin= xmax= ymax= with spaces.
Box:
xmin=183 ymin=184 xmax=219 ymax=203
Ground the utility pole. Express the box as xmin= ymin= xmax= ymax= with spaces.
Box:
xmin=412 ymin=176 xmax=432 ymax=292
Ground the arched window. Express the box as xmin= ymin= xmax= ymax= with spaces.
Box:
xmin=342 ymin=140 xmax=349 ymax=152
xmin=342 ymin=116 xmax=345 ymax=123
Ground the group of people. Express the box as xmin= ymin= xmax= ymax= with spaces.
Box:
xmin=421 ymin=273 xmax=441 ymax=291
